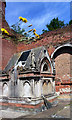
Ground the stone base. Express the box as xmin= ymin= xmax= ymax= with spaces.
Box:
xmin=0 ymin=95 xmax=57 ymax=113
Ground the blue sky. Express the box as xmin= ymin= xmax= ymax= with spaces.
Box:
xmin=5 ymin=2 xmax=70 ymax=35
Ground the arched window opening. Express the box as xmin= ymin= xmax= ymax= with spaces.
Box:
xmin=2 ymin=83 xmax=8 ymax=96
xmin=43 ymin=64 xmax=48 ymax=71
xmin=43 ymin=80 xmax=48 ymax=86
xmin=23 ymin=82 xmax=32 ymax=97
xmin=42 ymin=80 xmax=53 ymax=95
xmin=48 ymin=80 xmax=52 ymax=93
xmin=42 ymin=80 xmax=48 ymax=95
xmin=41 ymin=62 xmax=50 ymax=72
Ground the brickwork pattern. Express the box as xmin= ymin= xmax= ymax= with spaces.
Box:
xmin=2 ymin=39 xmax=17 ymax=70
xmin=55 ymin=53 xmax=71 ymax=80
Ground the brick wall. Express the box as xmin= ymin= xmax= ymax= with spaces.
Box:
xmin=55 ymin=53 xmax=71 ymax=80
xmin=0 ymin=1 xmax=6 ymax=28
xmin=2 ymin=39 xmax=17 ymax=70
xmin=17 ymin=25 xmax=72 ymax=55
xmin=0 ymin=0 xmax=17 ymax=71
xmin=16 ymin=25 xmax=72 ymax=84
xmin=0 ymin=38 xmax=2 ymax=71
xmin=0 ymin=1 xmax=2 ymax=71
xmin=2 ymin=2 xmax=5 ymax=17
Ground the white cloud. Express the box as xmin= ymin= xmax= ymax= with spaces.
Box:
xmin=20 ymin=10 xmax=59 ymax=34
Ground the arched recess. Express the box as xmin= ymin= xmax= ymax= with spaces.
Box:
xmin=40 ymin=57 xmax=51 ymax=73
xmin=42 ymin=80 xmax=53 ymax=95
xmin=2 ymin=83 xmax=8 ymax=96
xmin=51 ymin=44 xmax=72 ymax=80
xmin=23 ymin=81 xmax=32 ymax=97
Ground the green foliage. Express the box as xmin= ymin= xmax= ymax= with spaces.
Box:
xmin=24 ymin=32 xmax=29 ymax=37
xmin=46 ymin=17 xmax=65 ymax=31
xmin=42 ymin=29 xmax=48 ymax=34
xmin=69 ymin=20 xmax=72 ymax=25
xmin=11 ymin=24 xmax=25 ymax=34
xmin=42 ymin=17 xmax=65 ymax=33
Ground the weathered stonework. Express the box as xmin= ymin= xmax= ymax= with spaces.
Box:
xmin=0 ymin=46 xmax=56 ymax=111
xmin=0 ymin=0 xmax=72 ymax=103
xmin=0 ymin=47 xmax=55 ymax=97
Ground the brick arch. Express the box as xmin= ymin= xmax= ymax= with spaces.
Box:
xmin=51 ymin=44 xmax=72 ymax=59
xmin=51 ymin=44 xmax=72 ymax=80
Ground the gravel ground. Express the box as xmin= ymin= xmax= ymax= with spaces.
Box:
xmin=55 ymin=105 xmax=70 ymax=118
xmin=24 ymin=101 xmax=70 ymax=119
xmin=0 ymin=110 xmax=30 ymax=119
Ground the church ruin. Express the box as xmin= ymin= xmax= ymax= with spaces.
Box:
xmin=0 ymin=0 xmax=72 ymax=111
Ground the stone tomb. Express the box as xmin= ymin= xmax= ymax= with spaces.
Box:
xmin=0 ymin=46 xmax=56 ymax=111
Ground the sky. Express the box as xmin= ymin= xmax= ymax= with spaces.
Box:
xmin=5 ymin=1 xmax=71 ymax=35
